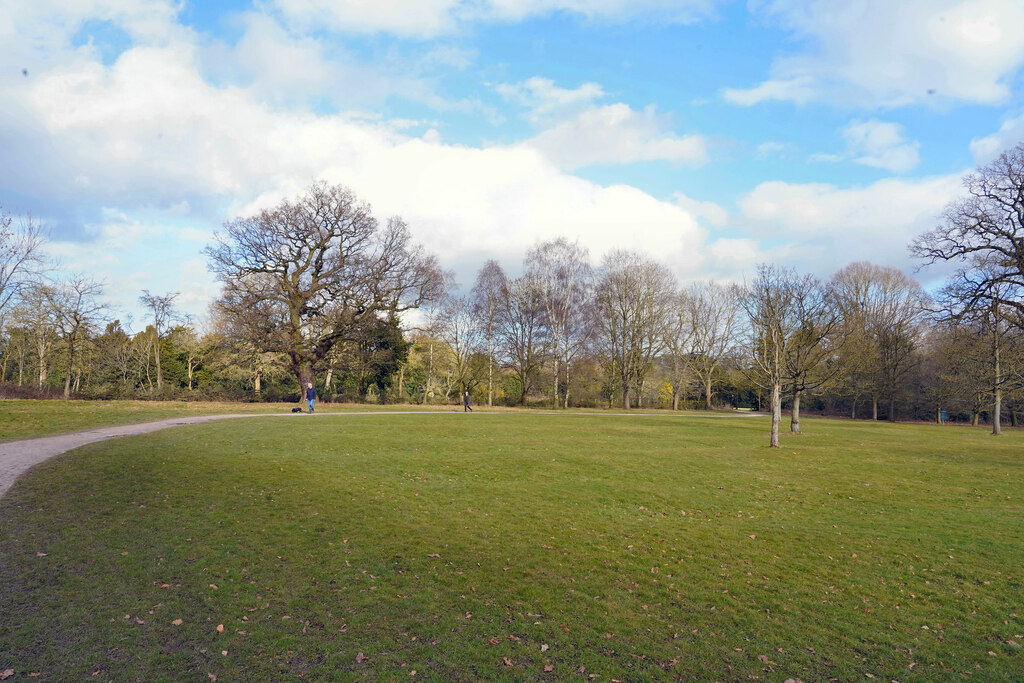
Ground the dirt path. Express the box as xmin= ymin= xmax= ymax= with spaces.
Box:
xmin=0 ymin=410 xmax=763 ymax=499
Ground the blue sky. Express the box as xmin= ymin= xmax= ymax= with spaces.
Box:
xmin=2 ymin=0 xmax=1023 ymax=328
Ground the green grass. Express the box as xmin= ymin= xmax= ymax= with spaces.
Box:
xmin=0 ymin=399 xmax=455 ymax=442
xmin=1 ymin=414 xmax=1022 ymax=681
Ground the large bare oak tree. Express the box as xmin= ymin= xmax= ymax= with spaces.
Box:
xmin=206 ymin=182 xmax=442 ymax=390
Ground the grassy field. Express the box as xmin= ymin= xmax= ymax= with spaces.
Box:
xmin=1 ymin=412 xmax=1022 ymax=681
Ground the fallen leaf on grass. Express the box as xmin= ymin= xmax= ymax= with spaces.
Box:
xmin=209 ymin=584 xmax=218 ymax=590
xmin=0 ymin=670 xmax=13 ymax=680
xmin=356 ymin=653 xmax=366 ymax=664
xmin=427 ymin=554 xmax=440 ymax=558
xmin=544 ymin=665 xmax=554 ymax=672
xmin=172 ymin=619 xmax=183 ymax=626
xmin=36 ymin=552 xmax=47 ymax=557
xmin=541 ymin=644 xmax=549 ymax=652
xmin=216 ymin=624 xmax=224 ymax=633
xmin=221 ymin=651 xmax=227 ymax=657
xmin=503 ymin=657 xmax=513 ymax=667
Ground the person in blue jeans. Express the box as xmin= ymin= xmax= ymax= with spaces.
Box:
xmin=306 ymin=382 xmax=317 ymax=413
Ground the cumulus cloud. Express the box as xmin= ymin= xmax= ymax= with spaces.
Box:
xmin=271 ymin=0 xmax=722 ymax=37
xmin=726 ymin=0 xmax=1024 ymax=107
xmin=736 ymin=174 xmax=964 ymax=274
xmin=517 ymin=104 xmax=709 ymax=169
xmin=2 ymin=10 xmax=729 ymax=319
xmin=497 ymin=78 xmax=709 ymax=169
xmin=969 ymin=112 xmax=1024 ymax=163
xmin=842 ymin=120 xmax=920 ymax=173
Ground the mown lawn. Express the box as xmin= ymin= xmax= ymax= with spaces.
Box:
xmin=1 ymin=413 xmax=1022 ymax=681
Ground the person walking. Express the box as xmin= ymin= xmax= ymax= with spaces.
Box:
xmin=306 ymin=382 xmax=317 ymax=414
xmin=463 ymin=389 xmax=473 ymax=412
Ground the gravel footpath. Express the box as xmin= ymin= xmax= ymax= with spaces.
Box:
xmin=0 ymin=414 xmax=281 ymax=499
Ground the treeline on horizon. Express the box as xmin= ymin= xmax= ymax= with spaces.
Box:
xmin=2 ymin=144 xmax=1023 ymax=438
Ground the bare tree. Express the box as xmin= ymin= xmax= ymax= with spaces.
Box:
xmin=526 ymin=238 xmax=595 ymax=408
xmin=497 ymin=274 xmax=547 ymax=406
xmin=139 ymin=290 xmax=179 ymax=391
xmin=597 ymin=250 xmax=675 ymax=409
xmin=661 ymin=288 xmax=695 ymax=411
xmin=685 ymin=281 xmax=741 ymax=410
xmin=0 ymin=204 xmax=47 ymax=319
xmin=741 ymin=264 xmax=803 ymax=448
xmin=832 ymin=262 xmax=927 ymax=421
xmin=912 ymin=143 xmax=1024 ymax=321
xmin=11 ymin=284 xmax=59 ymax=389
xmin=206 ymin=182 xmax=443 ymax=391
xmin=436 ymin=295 xmax=484 ymax=396
xmin=471 ymin=260 xmax=506 ymax=407
xmin=47 ymin=275 xmax=106 ymax=398
xmin=781 ymin=276 xmax=842 ymax=434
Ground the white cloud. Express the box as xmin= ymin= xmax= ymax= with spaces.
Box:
xmin=271 ymin=0 xmax=721 ymax=37
xmin=722 ymin=77 xmax=816 ymax=106
xmin=672 ymin=192 xmax=729 ymax=227
xmin=737 ymin=174 xmax=964 ymax=274
xmin=497 ymin=78 xmax=708 ymax=169
xmin=841 ymin=120 xmax=920 ymax=173
xmin=970 ymin=113 xmax=1024 ymax=163
xmin=517 ymin=104 xmax=709 ymax=169
xmin=496 ymin=77 xmax=605 ymax=121
xmin=3 ymin=16 xmax=724 ymax=319
xmin=729 ymin=0 xmax=1024 ymax=107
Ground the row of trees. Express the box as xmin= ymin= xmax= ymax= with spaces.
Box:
xmin=3 ymin=145 xmax=1024 ymax=446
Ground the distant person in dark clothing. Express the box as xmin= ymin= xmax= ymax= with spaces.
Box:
xmin=306 ymin=383 xmax=317 ymax=413
xmin=463 ymin=390 xmax=473 ymax=412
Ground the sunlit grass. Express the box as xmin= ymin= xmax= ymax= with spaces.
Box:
xmin=1 ymin=414 xmax=1022 ymax=680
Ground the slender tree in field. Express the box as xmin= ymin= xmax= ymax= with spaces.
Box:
xmin=471 ymin=260 xmax=506 ymax=407
xmin=526 ymin=238 xmax=594 ymax=408
xmin=497 ymin=273 xmax=546 ymax=406
xmin=597 ymin=250 xmax=675 ymax=409
xmin=685 ymin=281 xmax=741 ymax=410
xmin=741 ymin=264 xmax=802 ymax=448
xmin=206 ymin=182 xmax=443 ymax=391
xmin=781 ymin=276 xmax=841 ymax=434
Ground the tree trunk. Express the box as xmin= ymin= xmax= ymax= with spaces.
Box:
xmin=552 ymin=357 xmax=559 ymax=409
xmin=872 ymin=397 xmax=878 ymax=421
xmin=790 ymin=389 xmax=802 ymax=434
xmin=672 ymin=390 xmax=680 ymax=411
xmin=936 ymin=406 xmax=941 ymax=425
xmin=622 ymin=385 xmax=631 ymax=410
xmin=993 ymin=329 xmax=1002 ymax=436
xmin=888 ymin=396 xmax=895 ymax=422
xmin=851 ymin=398 xmax=857 ymax=420
xmin=563 ymin=356 xmax=570 ymax=409
xmin=63 ymin=333 xmax=75 ymax=399
xmin=397 ymin=365 xmax=404 ymax=401
xmin=487 ymin=335 xmax=493 ymax=408
xmin=254 ymin=369 xmax=262 ymax=396
xmin=704 ymin=376 xmax=713 ymax=410
xmin=154 ymin=332 xmax=163 ymax=390
xmin=972 ymin=410 xmax=979 ymax=427
xmin=1011 ymin=409 xmax=1018 ymax=428
xmin=769 ymin=381 xmax=781 ymax=448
